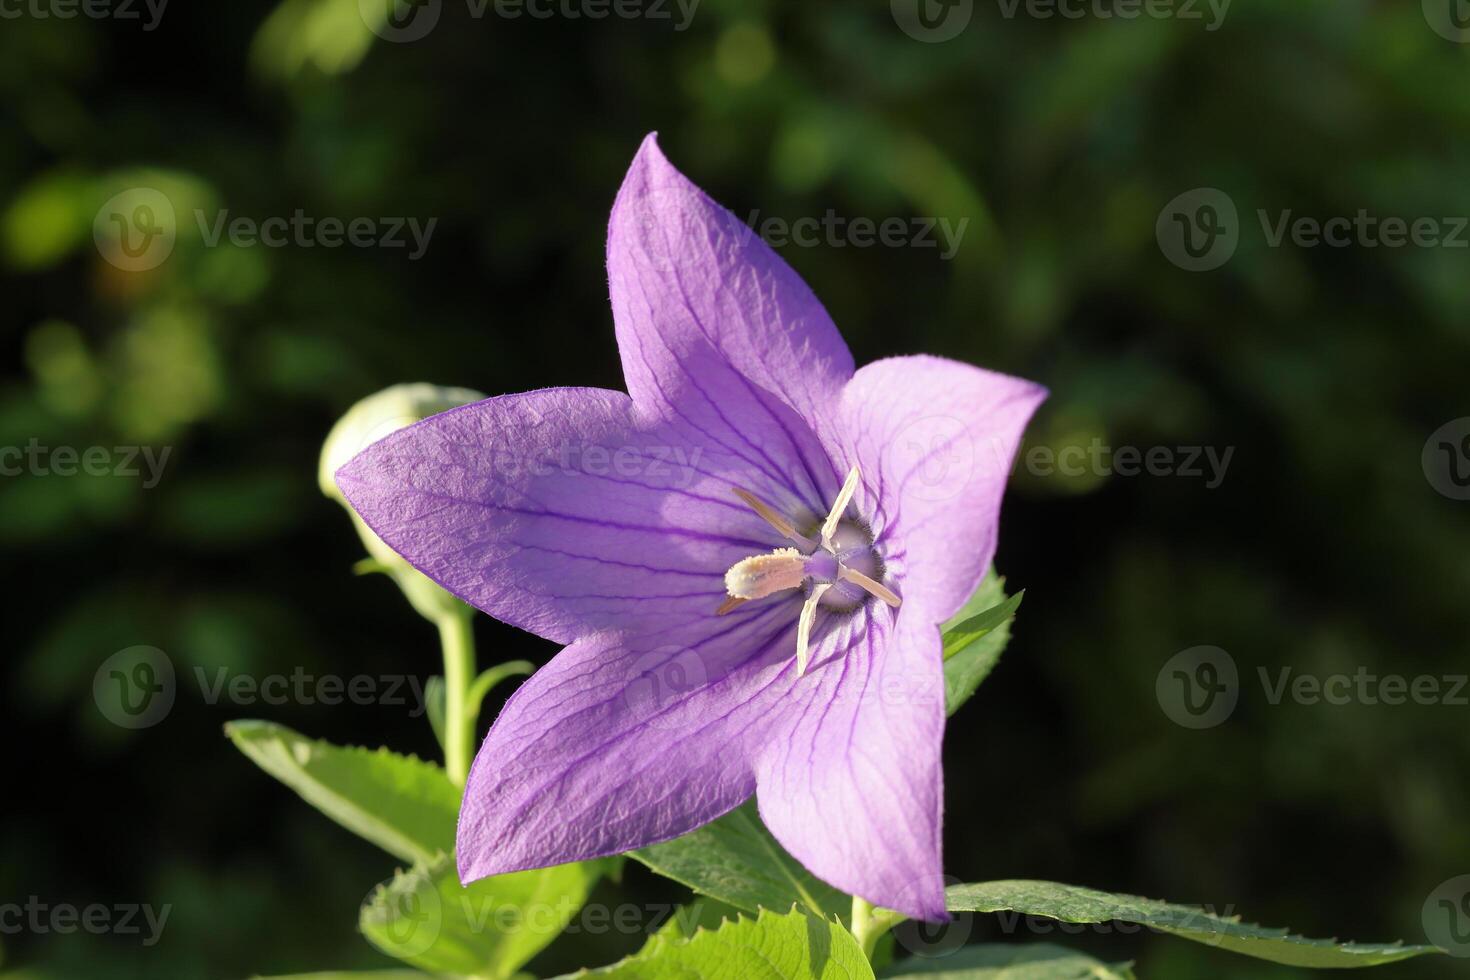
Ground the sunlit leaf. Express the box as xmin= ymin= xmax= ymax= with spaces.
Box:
xmin=944 ymin=881 xmax=1444 ymax=968
xmin=941 ymin=570 xmax=1021 ymax=716
xmin=225 ymin=720 xmax=457 ymax=864
xmin=631 ymin=801 xmax=847 ymax=919
xmin=556 ymin=907 xmax=873 ymax=979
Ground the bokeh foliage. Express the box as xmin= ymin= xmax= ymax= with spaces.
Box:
xmin=2 ymin=0 xmax=1467 ymax=976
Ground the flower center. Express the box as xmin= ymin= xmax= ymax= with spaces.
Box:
xmin=805 ymin=520 xmax=885 ymax=612
xmin=719 ymin=466 xmax=900 ymax=674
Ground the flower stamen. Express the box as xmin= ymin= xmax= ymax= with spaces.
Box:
xmin=720 ymin=465 xmax=901 ymax=674
xmin=820 ymin=466 xmax=861 ymax=551
xmin=731 ymin=488 xmax=817 ymax=550
xmin=838 ymin=566 xmax=901 ymax=608
xmin=715 ymin=595 xmax=748 ymax=616
xmin=796 ymin=583 xmax=831 ymax=675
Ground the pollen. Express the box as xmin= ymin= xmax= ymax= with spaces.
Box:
xmin=724 ymin=547 xmax=807 ymax=599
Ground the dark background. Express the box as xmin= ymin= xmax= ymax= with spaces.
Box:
xmin=2 ymin=0 xmax=1468 ymax=976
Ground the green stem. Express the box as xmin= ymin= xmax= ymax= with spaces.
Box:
xmin=850 ymin=896 xmax=904 ymax=961
xmin=438 ymin=610 xmax=477 ymax=786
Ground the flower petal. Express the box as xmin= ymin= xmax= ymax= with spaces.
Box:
xmin=609 ymin=133 xmax=855 ymax=448
xmin=837 ymin=355 xmax=1046 ymax=623
xmin=754 ymin=604 xmax=948 ymax=922
xmin=457 ymin=606 xmax=803 ymax=881
xmin=336 ymin=387 xmax=788 ymax=644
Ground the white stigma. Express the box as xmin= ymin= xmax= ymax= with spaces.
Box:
xmin=719 ymin=465 xmax=900 ymax=676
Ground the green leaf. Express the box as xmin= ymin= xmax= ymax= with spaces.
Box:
xmin=880 ymin=943 xmax=1132 ymax=978
xmin=465 ymin=659 xmax=535 ymax=732
xmin=944 ymin=880 xmax=1445 ymax=969
xmin=557 ymin=907 xmax=875 ymax=979
xmin=225 ymin=720 xmax=457 ymax=865
xmin=941 ymin=570 xmax=1022 ymax=716
xmin=630 ymin=800 xmax=848 ymax=919
xmin=424 ymin=675 xmax=448 ymax=754
xmin=361 ymin=853 xmax=605 ymax=979
xmin=250 ymin=975 xmax=428 ymax=980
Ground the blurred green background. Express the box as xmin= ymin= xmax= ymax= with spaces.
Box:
xmin=2 ymin=0 xmax=1468 ymax=976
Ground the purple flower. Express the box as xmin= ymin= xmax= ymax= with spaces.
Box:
xmin=336 ymin=134 xmax=1045 ymax=921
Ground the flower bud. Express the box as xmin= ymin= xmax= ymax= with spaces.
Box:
xmin=319 ymin=383 xmax=485 ymax=623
